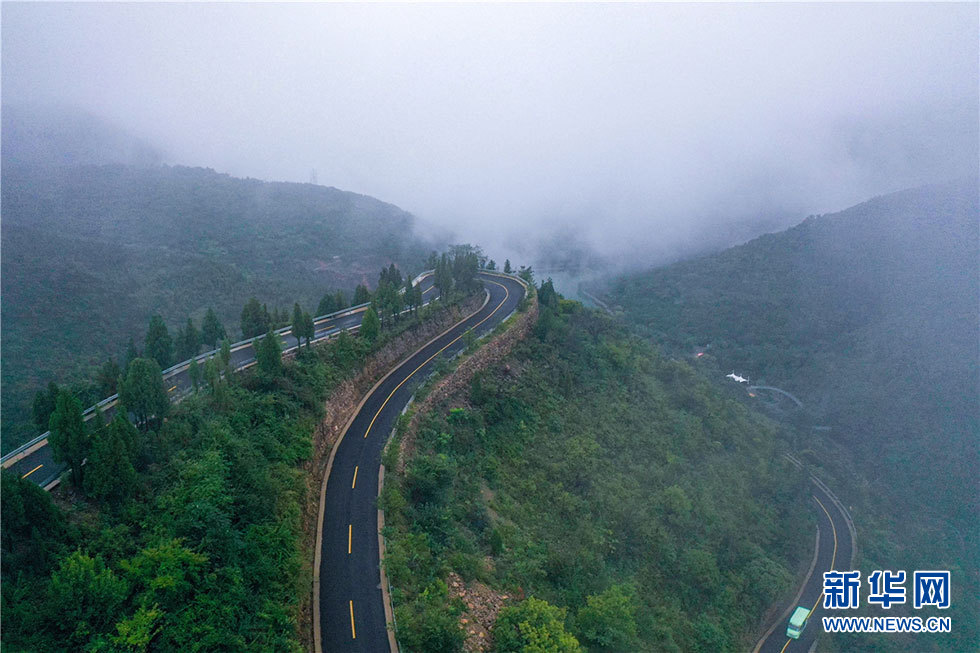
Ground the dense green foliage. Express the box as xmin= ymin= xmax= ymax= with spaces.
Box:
xmin=241 ymin=298 xmax=273 ymax=339
xmin=48 ymin=390 xmax=89 ymax=488
xmin=495 ymin=597 xmax=582 ymax=652
xmin=118 ymin=358 xmax=169 ymax=432
xmin=33 ymin=381 xmax=62 ymax=431
xmin=256 ymin=328 xmax=284 ymax=378
xmin=144 ymin=316 xmax=173 ymax=369
xmin=0 ymin=323 xmax=384 ymax=651
xmin=200 ymin=308 xmax=226 ymax=349
xmin=384 ymin=291 xmax=810 ymax=651
xmin=607 ymin=181 xmax=979 ymax=650
xmin=2 ymin=266 xmax=482 ymax=651
xmin=360 ymin=307 xmax=381 ymax=343
xmin=1 ymin=162 xmax=435 ymax=451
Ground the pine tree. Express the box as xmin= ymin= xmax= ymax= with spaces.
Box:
xmin=404 ymin=277 xmax=416 ymax=312
xmin=144 ymin=315 xmax=173 ymax=369
xmin=435 ymin=253 xmax=454 ymax=299
xmin=96 ymin=359 xmax=121 ymax=397
xmin=85 ymin=416 xmax=138 ymax=504
xmin=518 ymin=265 xmax=534 ymax=285
xmin=256 ymin=328 xmax=283 ymax=377
xmin=354 ymin=284 xmax=371 ymax=305
xmin=487 ymin=259 xmax=497 ymax=270
xmin=360 ymin=306 xmax=380 ymax=343
xmin=118 ymin=358 xmax=169 ymax=431
xmin=201 ymin=308 xmax=226 ymax=348
xmin=303 ymin=312 xmax=315 ymax=347
xmin=504 ymin=259 xmax=512 ymax=274
xmin=317 ymin=293 xmax=338 ymax=317
xmin=188 ymin=357 xmax=201 ymax=391
xmin=48 ymin=390 xmax=89 ymax=488
xmin=240 ymin=298 xmax=269 ymax=338
xmin=539 ymin=278 xmax=559 ymax=309
xmin=176 ymin=318 xmax=200 ymax=362
xmin=292 ymin=303 xmax=304 ymax=348
xmin=32 ymin=381 xmax=60 ymax=431
xmin=219 ymin=338 xmax=232 ymax=374
xmin=204 ymin=357 xmax=220 ymax=392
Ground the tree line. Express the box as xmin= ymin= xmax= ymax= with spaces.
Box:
xmin=29 ymin=247 xmax=512 ymax=438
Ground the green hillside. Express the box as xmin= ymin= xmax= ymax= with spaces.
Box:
xmin=1 ymin=163 xmax=435 ymax=451
xmin=607 ymin=180 xmax=978 ymax=650
xmin=384 ymin=289 xmax=811 ymax=651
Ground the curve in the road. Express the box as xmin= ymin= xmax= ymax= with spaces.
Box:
xmin=316 ymin=272 xmax=526 ymax=653
xmin=755 ymin=474 xmax=855 ymax=653
xmin=747 ymin=385 xmax=804 ymax=408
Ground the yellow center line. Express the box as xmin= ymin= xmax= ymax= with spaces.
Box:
xmin=21 ymin=464 xmax=43 ymax=479
xmin=364 ymin=279 xmax=509 ymax=439
xmin=349 ymin=600 xmax=356 ymax=639
xmin=351 ymin=465 xmax=358 ymax=489
xmin=780 ymin=494 xmax=839 ymax=652
xmin=348 ymin=524 xmax=352 ymax=554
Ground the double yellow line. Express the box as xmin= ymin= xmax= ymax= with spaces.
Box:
xmin=361 ymin=279 xmax=509 ymax=441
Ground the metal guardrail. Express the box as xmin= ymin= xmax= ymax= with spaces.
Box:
xmin=2 ymin=272 xmax=437 ymax=467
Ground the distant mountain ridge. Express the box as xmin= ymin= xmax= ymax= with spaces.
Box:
xmin=2 ymin=103 xmax=165 ymax=168
xmin=1 ymin=162 xmax=437 ymax=451
xmin=608 ymin=179 xmax=978 ymax=650
xmin=610 ymin=178 xmax=977 ymax=472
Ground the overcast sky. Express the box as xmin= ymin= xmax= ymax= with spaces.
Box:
xmin=3 ymin=2 xmax=977 ymax=266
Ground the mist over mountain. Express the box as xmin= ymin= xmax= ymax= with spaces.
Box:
xmin=3 ymin=3 xmax=976 ymax=271
xmin=610 ymin=179 xmax=977 ymax=486
xmin=2 ymin=103 xmax=165 ymax=168
xmin=1 ymin=160 xmax=437 ymax=451
xmin=607 ymin=180 xmax=979 ymax=649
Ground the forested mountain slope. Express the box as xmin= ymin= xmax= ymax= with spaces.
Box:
xmin=607 ymin=180 xmax=978 ymax=650
xmin=384 ymin=289 xmax=812 ymax=651
xmin=1 ymin=163 xmax=434 ymax=450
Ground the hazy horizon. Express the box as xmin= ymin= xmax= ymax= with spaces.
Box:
xmin=3 ymin=3 xmax=977 ymax=267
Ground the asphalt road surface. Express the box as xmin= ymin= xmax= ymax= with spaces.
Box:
xmin=318 ymin=272 xmax=525 ymax=653
xmin=757 ymin=478 xmax=854 ymax=653
xmin=2 ymin=275 xmax=438 ymax=488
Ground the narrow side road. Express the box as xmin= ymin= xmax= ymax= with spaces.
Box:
xmin=317 ymin=272 xmax=525 ymax=653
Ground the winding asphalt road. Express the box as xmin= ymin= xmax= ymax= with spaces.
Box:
xmin=2 ymin=275 xmax=438 ymax=488
xmin=756 ymin=469 xmax=855 ymax=653
xmin=317 ymin=272 xmax=525 ymax=653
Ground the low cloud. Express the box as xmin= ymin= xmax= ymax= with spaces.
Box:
xmin=3 ymin=3 xmax=976 ymax=269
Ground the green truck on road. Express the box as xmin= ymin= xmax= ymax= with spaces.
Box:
xmin=787 ymin=606 xmax=811 ymax=639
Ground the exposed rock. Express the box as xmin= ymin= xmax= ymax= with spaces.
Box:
xmin=447 ymin=571 xmax=511 ymax=653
